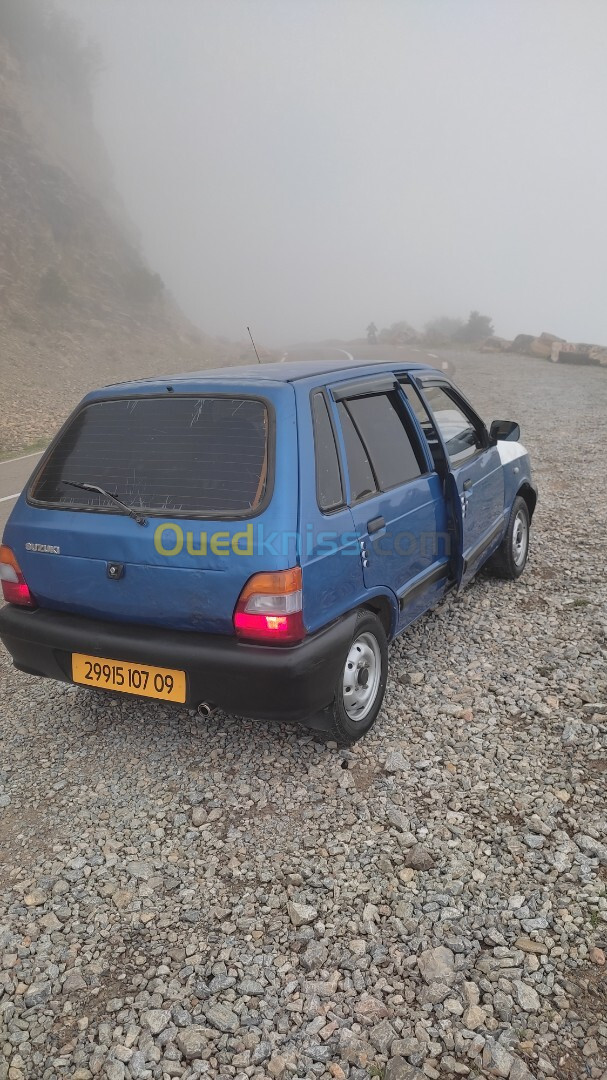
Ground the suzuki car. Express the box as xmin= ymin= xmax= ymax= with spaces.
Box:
xmin=0 ymin=358 xmax=536 ymax=743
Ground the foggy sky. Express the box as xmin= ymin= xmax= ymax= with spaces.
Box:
xmin=60 ymin=0 xmax=607 ymax=347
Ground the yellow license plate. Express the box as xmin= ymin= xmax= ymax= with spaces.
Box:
xmin=71 ymin=653 xmax=186 ymax=703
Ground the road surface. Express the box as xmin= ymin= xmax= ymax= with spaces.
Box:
xmin=0 ymin=451 xmax=44 ymax=535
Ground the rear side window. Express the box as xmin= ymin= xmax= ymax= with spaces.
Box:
xmin=345 ymin=392 xmax=423 ymax=491
xmin=31 ymin=396 xmax=270 ymax=517
xmin=337 ymin=403 xmax=377 ymax=502
xmin=311 ymin=392 xmax=343 ymax=511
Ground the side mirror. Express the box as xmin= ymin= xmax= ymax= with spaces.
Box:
xmin=490 ymin=419 xmax=520 ymax=442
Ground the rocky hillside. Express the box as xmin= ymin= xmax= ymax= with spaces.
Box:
xmin=0 ymin=5 xmax=244 ymax=455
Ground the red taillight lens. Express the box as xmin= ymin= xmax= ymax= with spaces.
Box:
xmin=0 ymin=545 xmax=37 ymax=608
xmin=234 ymin=568 xmax=305 ymax=644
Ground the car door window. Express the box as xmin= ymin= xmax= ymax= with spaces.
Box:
xmin=399 ymin=380 xmax=445 ymax=471
xmin=337 ymin=402 xmax=377 ymax=502
xmin=345 ymin=391 xmax=423 ymax=490
xmin=311 ymin=392 xmax=344 ymax=512
xmin=421 ymin=384 xmax=484 ymax=464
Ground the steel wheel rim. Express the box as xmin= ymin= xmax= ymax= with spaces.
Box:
xmin=512 ymin=510 xmax=528 ymax=567
xmin=342 ymin=632 xmax=382 ymax=722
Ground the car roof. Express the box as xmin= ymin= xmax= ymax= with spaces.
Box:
xmin=171 ymin=359 xmax=433 ymax=382
xmin=103 ymin=354 xmax=438 ymax=392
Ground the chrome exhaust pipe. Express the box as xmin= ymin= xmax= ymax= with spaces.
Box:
xmin=197 ymin=702 xmax=216 ymax=718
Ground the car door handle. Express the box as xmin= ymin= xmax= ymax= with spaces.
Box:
xmin=463 ymin=479 xmax=473 ymax=491
xmin=367 ymin=516 xmax=385 ymax=534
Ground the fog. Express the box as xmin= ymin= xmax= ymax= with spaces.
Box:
xmin=60 ymin=0 xmax=607 ymax=347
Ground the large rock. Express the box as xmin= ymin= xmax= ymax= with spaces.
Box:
xmin=418 ymin=981 xmax=452 ymax=1004
xmin=513 ymin=980 xmax=541 ymax=1012
xmin=24 ymin=889 xmax=46 ymax=907
xmin=386 ymin=805 xmax=410 ymax=832
xmin=509 ymin=333 xmax=535 ymax=353
xmin=463 ymin=1004 xmax=486 ymax=1030
xmin=300 ymin=940 xmax=327 ymax=971
xmin=539 ymin=330 xmax=565 ymax=343
xmin=304 ymin=970 xmax=340 ymax=998
xmin=62 ymin=971 xmax=87 ymax=993
xmin=418 ymin=946 xmax=455 ymax=984
xmin=590 ymin=345 xmax=607 ymax=366
xmin=126 ymin=860 xmax=153 ymax=880
xmin=529 ymin=338 xmax=554 ymax=358
xmin=369 ymin=1019 xmax=397 ymax=1054
xmin=515 ymin=936 xmax=547 ymax=955
xmin=383 ymin=751 xmax=408 ymax=773
xmin=353 ymin=992 xmax=389 ymax=1023
xmin=141 ymin=1009 xmax=171 ymax=1035
xmin=574 ymin=833 xmax=607 ymax=865
xmin=24 ymin=981 xmax=51 ymax=1007
xmin=384 ymin=1058 xmax=426 ymax=1080
xmin=205 ymin=1002 xmax=240 ymax=1033
xmin=403 ymin=844 xmax=435 ymax=871
xmin=287 ymin=900 xmax=318 ymax=926
xmin=551 ymin=341 xmax=596 ymax=365
xmin=481 ymin=336 xmax=511 ymax=352
xmin=482 ymin=1038 xmax=514 ymax=1077
xmin=338 ymin=1028 xmax=371 ymax=1067
xmin=176 ymin=1026 xmax=207 ymax=1059
xmin=251 ymin=1040 xmax=272 ymax=1065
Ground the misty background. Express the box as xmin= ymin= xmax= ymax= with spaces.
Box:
xmin=55 ymin=0 xmax=607 ymax=347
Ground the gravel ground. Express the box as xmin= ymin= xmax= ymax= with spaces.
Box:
xmin=0 ymin=352 xmax=606 ymax=1080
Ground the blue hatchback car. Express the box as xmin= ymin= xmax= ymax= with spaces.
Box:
xmin=0 ymin=357 xmax=536 ymax=743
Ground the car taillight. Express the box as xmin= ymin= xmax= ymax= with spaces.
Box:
xmin=0 ymin=545 xmax=37 ymax=608
xmin=234 ymin=567 xmax=305 ymax=644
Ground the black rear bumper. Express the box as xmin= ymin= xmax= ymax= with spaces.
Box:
xmin=0 ymin=604 xmax=356 ymax=726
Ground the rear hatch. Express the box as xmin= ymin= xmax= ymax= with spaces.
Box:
xmin=4 ymin=380 xmax=298 ymax=634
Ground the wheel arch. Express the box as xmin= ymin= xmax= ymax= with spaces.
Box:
xmin=517 ymin=482 xmax=537 ymax=521
xmin=361 ymin=593 xmax=398 ymax=640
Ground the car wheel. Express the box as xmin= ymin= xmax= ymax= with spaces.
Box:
xmin=490 ymin=495 xmax=530 ymax=580
xmin=324 ymin=610 xmax=388 ymax=745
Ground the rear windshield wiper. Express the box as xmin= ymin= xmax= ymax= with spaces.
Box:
xmin=63 ymin=482 xmax=148 ymax=526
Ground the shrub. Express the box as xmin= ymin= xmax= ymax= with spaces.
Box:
xmin=424 ymin=316 xmax=465 ymax=343
xmin=459 ymin=311 xmax=494 ymax=342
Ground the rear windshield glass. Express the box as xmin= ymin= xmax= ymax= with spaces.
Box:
xmin=31 ymin=396 xmax=270 ymax=517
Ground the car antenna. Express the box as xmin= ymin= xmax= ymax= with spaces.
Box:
xmin=247 ymin=326 xmax=261 ymax=364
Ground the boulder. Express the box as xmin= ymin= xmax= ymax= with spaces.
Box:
xmin=539 ymin=330 xmax=566 ymax=343
xmin=480 ymin=336 xmax=511 ymax=352
xmin=551 ymin=341 xmax=598 ymax=365
xmin=509 ymin=333 xmax=535 ymax=353
xmin=529 ymin=338 xmax=554 ymax=358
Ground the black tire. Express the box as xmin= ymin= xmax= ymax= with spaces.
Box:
xmin=322 ymin=610 xmax=388 ymax=745
xmin=490 ymin=495 xmax=530 ymax=580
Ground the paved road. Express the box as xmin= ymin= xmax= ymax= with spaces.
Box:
xmin=0 ymin=451 xmax=44 ymax=535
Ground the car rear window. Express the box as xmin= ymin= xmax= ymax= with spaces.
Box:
xmin=30 ymin=396 xmax=270 ymax=517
